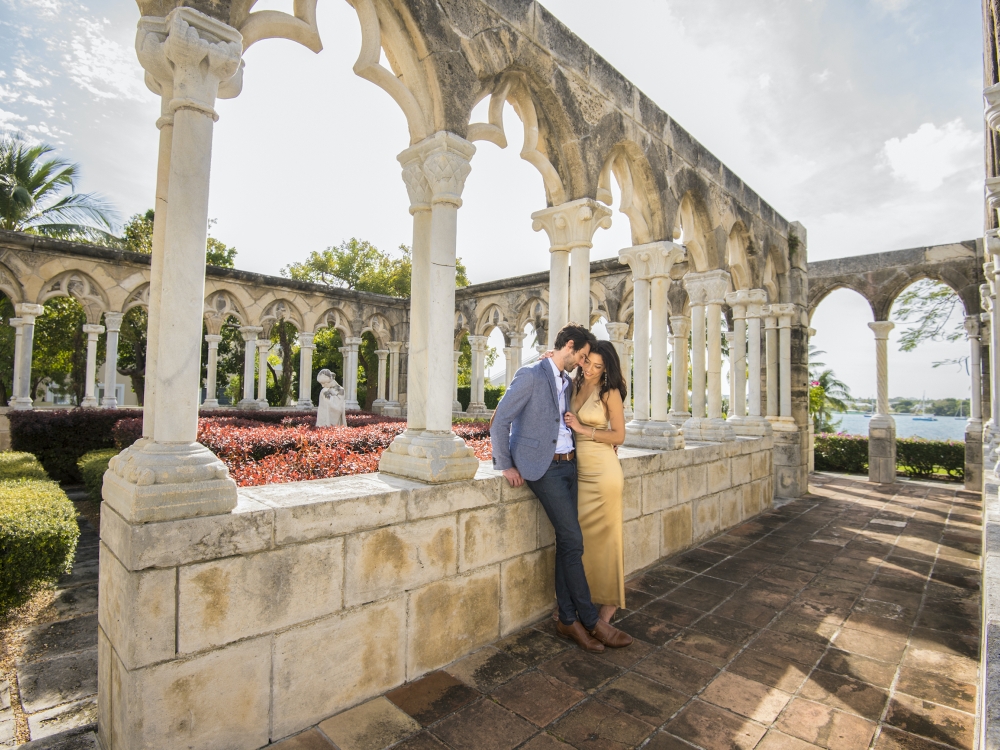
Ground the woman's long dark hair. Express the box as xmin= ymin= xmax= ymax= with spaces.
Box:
xmin=574 ymin=339 xmax=628 ymax=402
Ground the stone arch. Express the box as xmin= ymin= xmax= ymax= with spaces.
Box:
xmin=876 ymin=271 xmax=977 ymax=323
xmin=596 ymin=142 xmax=663 ymax=246
xmin=204 ymin=290 xmax=248 ymax=335
xmin=474 ymin=303 xmax=509 ymax=337
xmin=673 ymin=191 xmax=713 ymax=273
xmin=589 ymin=281 xmax=610 ymax=326
xmin=0 ymin=261 xmax=23 ymax=304
xmin=260 ymin=298 xmax=304 ymax=337
xmin=807 ymin=281 xmax=877 ymax=322
xmin=364 ymin=312 xmax=395 ymax=348
xmin=39 ymin=269 xmax=108 ymax=324
xmin=316 ymin=306 xmax=354 ymax=340
xmin=726 ymin=224 xmax=752 ymax=292
xmin=124 ymin=283 xmax=150 ymax=313
xmin=762 ymin=254 xmax=780 ymax=304
xmin=515 ymin=296 xmax=548 ymax=338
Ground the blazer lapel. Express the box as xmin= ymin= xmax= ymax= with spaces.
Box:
xmin=540 ymin=360 xmax=561 ymax=411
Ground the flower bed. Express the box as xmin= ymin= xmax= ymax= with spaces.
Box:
xmin=113 ymin=415 xmax=492 ymax=487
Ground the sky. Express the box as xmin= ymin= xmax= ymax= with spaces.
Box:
xmin=0 ymin=0 xmax=984 ymax=401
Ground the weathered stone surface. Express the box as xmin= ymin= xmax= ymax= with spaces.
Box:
xmin=111 ymin=638 xmax=270 ymax=750
xmin=344 ymin=518 xmax=456 ymax=606
xmin=624 ymin=513 xmax=660 ymax=575
xmin=27 ymin=698 xmax=97 ymax=740
xmin=407 ymin=476 xmax=502 ymax=519
xmin=317 ymin=697 xmax=419 ymax=750
xmin=719 ymin=488 xmax=742 ymax=529
xmin=273 ymin=599 xmax=406 ymax=738
xmin=97 ymin=544 xmax=175 ymax=670
xmin=459 ymin=500 xmax=536 ymax=571
xmin=41 ymin=584 xmax=99 ymax=622
xmin=100 ymin=498 xmax=273 ymax=571
xmin=19 ymin=615 xmax=98 ymax=664
xmin=241 ymin=475 xmax=409 ymax=545
xmin=17 ymin=727 xmax=99 ymax=749
xmin=662 ymin=504 xmax=693 ymax=557
xmin=731 ymin=455 xmax=752 ymax=485
xmin=642 ymin=471 xmax=678 ymax=513
xmin=178 ymin=537 xmax=344 ymax=652
xmin=622 ymin=477 xmax=642 ymax=520
xmin=18 ymin=648 xmax=98 ymax=713
xmin=677 ymin=465 xmax=708 ymax=504
xmin=408 ymin=568 xmax=501 ymax=678
xmin=500 ymin=548 xmax=555 ymax=634
xmin=751 ymin=450 xmax=770 ymax=480
xmin=706 ymin=460 xmax=731 ymax=494
xmin=693 ymin=494 xmax=721 ymax=542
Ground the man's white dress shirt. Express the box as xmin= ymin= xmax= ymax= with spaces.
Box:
xmin=547 ymin=358 xmax=575 ymax=454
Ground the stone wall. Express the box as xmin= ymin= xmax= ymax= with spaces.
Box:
xmin=97 ymin=438 xmax=772 ymax=749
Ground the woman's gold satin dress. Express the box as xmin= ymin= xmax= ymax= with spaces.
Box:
xmin=572 ymin=387 xmax=626 ymax=608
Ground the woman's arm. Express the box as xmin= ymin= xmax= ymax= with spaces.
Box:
xmin=592 ymin=390 xmax=626 ymax=446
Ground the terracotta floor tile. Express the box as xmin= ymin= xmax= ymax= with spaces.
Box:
xmin=832 ymin=627 xmax=907 ymax=663
xmin=267 ymin=729 xmax=334 ymax=749
xmin=538 ymin=649 xmax=622 ymax=693
xmin=491 ymin=670 xmax=585 ymax=727
xmin=798 ymin=670 xmax=888 ymax=721
xmin=769 ymin=613 xmax=839 ymax=643
xmin=689 ymin=614 xmax=758 ymax=645
xmin=758 ymin=565 xmax=817 ymax=588
xmin=615 ymin=612 xmax=681 ymax=646
xmin=430 ymin=699 xmax=536 ymax=750
xmin=712 ymin=598 xmax=779 ymax=628
xmin=385 ymin=672 xmax=479 ymax=727
xmin=700 ymin=671 xmax=792 ymax=723
xmin=318 ymin=697 xmax=420 ymax=750
xmin=853 ymin=598 xmax=918 ymax=625
xmin=684 ymin=575 xmax=743 ymax=598
xmin=643 ymin=731 xmax=701 ymax=749
xmin=643 ymin=600 xmax=705 ymax=628
xmin=446 ymin=647 xmax=528 ymax=692
xmin=865 ymin=585 xmax=924 ymax=610
xmin=622 ymin=587 xmax=656 ymax=611
xmin=665 ymin=700 xmax=767 ymax=750
xmin=750 ymin=630 xmax=827 ymax=667
xmin=900 ymin=647 xmax=978 ymax=683
xmin=726 ymin=650 xmax=809 ymax=693
xmin=594 ymin=635 xmax=654 ymax=669
xmin=915 ymin=610 xmax=978 ymax=639
xmin=884 ymin=693 xmax=975 ymax=750
xmin=895 ymin=667 xmax=977 ymax=713
xmin=634 ymin=648 xmax=720 ymax=695
xmin=550 ymin=698 xmax=654 ymax=748
xmin=908 ymin=627 xmax=978 ymax=660
xmin=670 ymin=630 xmax=743 ymax=667
xmin=732 ymin=585 xmax=797 ymax=610
xmin=393 ymin=733 xmax=450 ymax=750
xmin=671 ymin=550 xmax=728 ymax=573
xmin=597 ymin=672 xmax=688 ymax=726
xmin=519 ymin=733 xmax=574 ymax=749
xmin=774 ymin=698 xmax=877 ymax=749
xmin=816 ymin=649 xmax=897 ymax=689
xmin=629 ymin=574 xmax=683 ymax=597
xmin=755 ymin=729 xmax=823 ymax=749
xmin=873 ymin=726 xmax=961 ymax=750
xmin=665 ymin=585 xmax=729 ymax=612
xmin=708 ymin=560 xmax=768 ymax=584
xmin=497 ymin=629 xmax=568 ymax=667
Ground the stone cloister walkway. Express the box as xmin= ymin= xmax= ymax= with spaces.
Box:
xmin=267 ymin=473 xmax=981 ymax=750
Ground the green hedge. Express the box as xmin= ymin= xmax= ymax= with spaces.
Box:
xmin=456 ymin=385 xmax=505 ymax=411
xmin=814 ymin=434 xmax=965 ymax=480
xmin=0 ymin=453 xmax=79 ymax=614
xmin=78 ymin=449 xmax=118 ymax=503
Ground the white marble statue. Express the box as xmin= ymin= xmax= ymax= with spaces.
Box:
xmin=315 ymin=369 xmax=347 ymax=427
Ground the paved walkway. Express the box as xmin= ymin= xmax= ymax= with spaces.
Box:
xmin=270 ymin=473 xmax=982 ymax=750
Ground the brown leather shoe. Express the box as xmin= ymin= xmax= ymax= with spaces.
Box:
xmin=590 ymin=618 xmax=633 ymax=648
xmin=556 ymin=620 xmax=605 ymax=653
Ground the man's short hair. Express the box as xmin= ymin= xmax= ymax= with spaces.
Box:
xmin=553 ymin=323 xmax=596 ymax=352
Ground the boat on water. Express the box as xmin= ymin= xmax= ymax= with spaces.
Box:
xmin=913 ymin=392 xmax=938 ymax=421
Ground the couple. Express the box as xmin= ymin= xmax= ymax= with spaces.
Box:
xmin=490 ymin=323 xmax=633 ymax=653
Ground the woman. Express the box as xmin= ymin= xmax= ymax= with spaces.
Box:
xmin=545 ymin=339 xmax=628 ymax=623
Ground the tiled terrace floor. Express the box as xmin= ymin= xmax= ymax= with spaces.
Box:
xmin=271 ymin=473 xmax=982 ymax=750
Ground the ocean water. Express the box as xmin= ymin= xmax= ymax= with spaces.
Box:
xmin=830 ymin=412 xmax=969 ymax=441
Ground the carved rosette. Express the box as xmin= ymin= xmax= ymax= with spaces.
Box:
xmin=619 ymin=241 xmax=686 ymax=281
xmin=532 ymin=198 xmax=613 ymax=253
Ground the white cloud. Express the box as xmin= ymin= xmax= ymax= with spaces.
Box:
xmin=18 ymin=0 xmax=61 ymax=15
xmin=14 ymin=68 xmax=43 ymax=87
xmin=0 ymin=107 xmax=26 ymax=125
xmin=758 ymin=73 xmax=772 ymax=90
xmin=64 ymin=18 xmax=146 ymax=101
xmin=872 ymin=0 xmax=909 ymax=12
xmin=880 ymin=119 xmax=980 ymax=191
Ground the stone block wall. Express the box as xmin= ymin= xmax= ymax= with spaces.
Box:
xmin=97 ymin=437 xmax=772 ymax=749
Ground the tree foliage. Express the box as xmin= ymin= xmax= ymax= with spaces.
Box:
xmin=32 ymin=296 xmax=95 ymax=404
xmin=891 ymin=279 xmax=964 ymax=353
xmin=121 ymin=211 xmax=237 ymax=268
xmin=117 ymin=306 xmax=147 ymax=404
xmin=808 ymin=347 xmax=851 ymax=432
xmin=0 ymin=134 xmax=118 ymax=243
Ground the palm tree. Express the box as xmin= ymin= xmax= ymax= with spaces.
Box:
xmin=0 ymin=134 xmax=118 ymax=243
xmin=811 ymin=367 xmax=852 ymax=432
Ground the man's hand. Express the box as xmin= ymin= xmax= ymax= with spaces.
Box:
xmin=502 ymin=467 xmax=525 ymax=487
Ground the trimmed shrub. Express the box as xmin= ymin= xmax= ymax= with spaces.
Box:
xmin=813 ymin=433 xmax=869 ymax=474
xmin=896 ymin=438 xmax=964 ymax=480
xmin=0 ymin=475 xmax=79 ymax=614
xmin=0 ymin=451 xmax=49 ymax=481
xmin=78 ymin=449 xmax=119 ymax=502
xmin=456 ymin=385 xmax=505 ymax=411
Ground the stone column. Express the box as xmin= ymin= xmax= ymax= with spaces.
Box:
xmin=102 ymin=312 xmax=123 ymax=408
xmin=467 ymin=335 xmax=488 ymax=415
xmin=372 ymin=349 xmax=389 ymax=413
xmin=452 ymin=350 xmax=463 ymax=414
xmin=669 ymin=315 xmax=690 ymax=427
xmin=725 ymin=291 xmax=749 ymax=428
xmin=965 ymin=316 xmax=984 ymax=491
xmin=725 ymin=331 xmax=735 ymax=416
xmin=340 ymin=338 xmax=361 ymax=411
xmin=531 ymin=199 xmax=612 ymax=344
xmin=683 ymin=270 xmax=734 ymax=441
xmin=623 ymin=339 xmax=634 ymax=422
xmin=620 ymin=242 xmax=685 ymax=449
xmin=605 ymin=322 xmax=628 ymax=363
xmin=764 ymin=311 xmax=779 ymax=418
xmin=297 ymin=331 xmax=315 ymax=409
xmin=379 ymin=132 xmax=479 ymax=482
xmin=238 ymin=326 xmax=262 ymax=408
xmin=506 ymin=332 xmax=525 ymax=386
xmin=104 ymin=8 xmax=242 ymax=524
xmin=8 ymin=317 xmax=22 ymax=407
xmin=739 ymin=290 xmax=771 ymax=436
xmin=766 ymin=303 xmax=798 ymax=431
xmin=202 ymin=334 xmax=222 ymax=408
xmin=982 ymin=280 xmax=1000 ymax=467
xmin=12 ymin=303 xmax=44 ymax=410
xmin=384 ymin=341 xmax=403 ymax=416
xmin=81 ymin=324 xmax=104 ymax=407
xmin=256 ymin=338 xmax=270 ymax=406
xmin=867 ymin=321 xmax=896 ymax=484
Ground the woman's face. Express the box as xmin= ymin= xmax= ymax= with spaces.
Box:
xmin=582 ymin=352 xmax=605 ymax=382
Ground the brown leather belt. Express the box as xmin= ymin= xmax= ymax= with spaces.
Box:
xmin=553 ymin=451 xmax=575 ymax=462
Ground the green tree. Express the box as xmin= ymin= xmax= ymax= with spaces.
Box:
xmin=892 ymin=279 xmax=963 ymax=353
xmin=0 ymin=134 xmax=118 ymax=242
xmin=266 ymin=321 xmax=298 ymax=406
xmin=117 ymin=307 xmax=148 ymax=403
xmin=31 ymin=297 xmax=92 ymax=404
xmin=0 ymin=294 xmax=14 ymax=404
xmin=122 ymin=211 xmax=237 ymax=268
xmin=808 ymin=346 xmax=851 ymax=432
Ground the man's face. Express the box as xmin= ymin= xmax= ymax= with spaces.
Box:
xmin=561 ymin=342 xmax=590 ymax=370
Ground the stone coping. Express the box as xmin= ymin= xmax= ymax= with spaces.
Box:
xmin=981 ymin=471 xmax=1000 ymax=748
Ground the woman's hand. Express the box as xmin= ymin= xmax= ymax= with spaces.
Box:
xmin=564 ymin=411 xmax=584 ymax=434
xmin=538 ymin=350 xmax=555 ymax=360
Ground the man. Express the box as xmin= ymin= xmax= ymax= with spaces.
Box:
xmin=490 ymin=324 xmax=632 ymax=653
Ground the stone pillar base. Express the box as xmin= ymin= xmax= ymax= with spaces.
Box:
xmin=682 ymin=417 xmax=736 ymax=442
xmin=102 ymin=397 xmax=119 ymax=408
xmin=81 ymin=397 xmax=99 ymax=408
xmin=296 ymin=399 xmax=314 ymax=410
xmin=624 ymin=420 xmax=685 ymax=450
xmin=102 ymin=439 xmax=237 ymax=523
xmin=772 ymin=428 xmax=807 ymax=498
xmin=378 ymin=429 xmax=480 ymax=483
xmin=202 ymin=399 xmax=220 ymax=409
xmin=868 ymin=414 xmax=896 ymax=485
xmin=966 ymin=419 xmax=983 ymax=492
xmin=237 ymin=398 xmax=264 ymax=410
xmin=466 ymin=402 xmax=488 ymax=417
xmin=11 ymin=398 xmax=32 ymax=410
xmin=767 ymin=416 xmax=798 ymax=433
xmin=372 ymin=399 xmax=387 ymax=414
xmin=346 ymin=400 xmax=360 ymax=411
xmin=383 ymin=402 xmax=402 ymax=417
xmin=733 ymin=416 xmax=773 ymax=437
xmin=668 ymin=412 xmax=691 ymax=428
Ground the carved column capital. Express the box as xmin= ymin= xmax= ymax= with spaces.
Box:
xmin=239 ymin=325 xmax=262 ymax=342
xmin=669 ymin=315 xmax=690 ymax=339
xmin=532 ymin=198 xmax=613 ymax=253
xmin=724 ymin=290 xmax=751 ymax=319
xmin=605 ymin=322 xmax=629 ymax=342
xmin=14 ymin=303 xmax=45 ymax=324
xmin=298 ymin=331 xmax=315 ymax=349
xmin=744 ymin=289 xmax=768 ymax=318
xmin=204 ymin=333 xmax=223 ymax=347
xmin=766 ymin=303 xmax=799 ymax=326
xmin=987 ymin=82 xmax=1000 ymax=133
xmin=964 ymin=315 xmax=980 ymax=339
xmin=398 ymin=131 xmax=475 ymax=208
xmin=8 ymin=317 xmax=22 ymax=331
xmin=683 ymin=270 xmax=730 ymax=306
xmin=104 ymin=311 xmax=124 ymax=332
xmin=868 ymin=321 xmax=895 ymax=340
xmin=467 ymin=335 xmax=487 ymax=352
xmin=388 ymin=341 xmax=403 ymax=354
xmin=83 ymin=324 xmax=105 ymax=337
xmin=619 ymin=241 xmax=685 ymax=280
